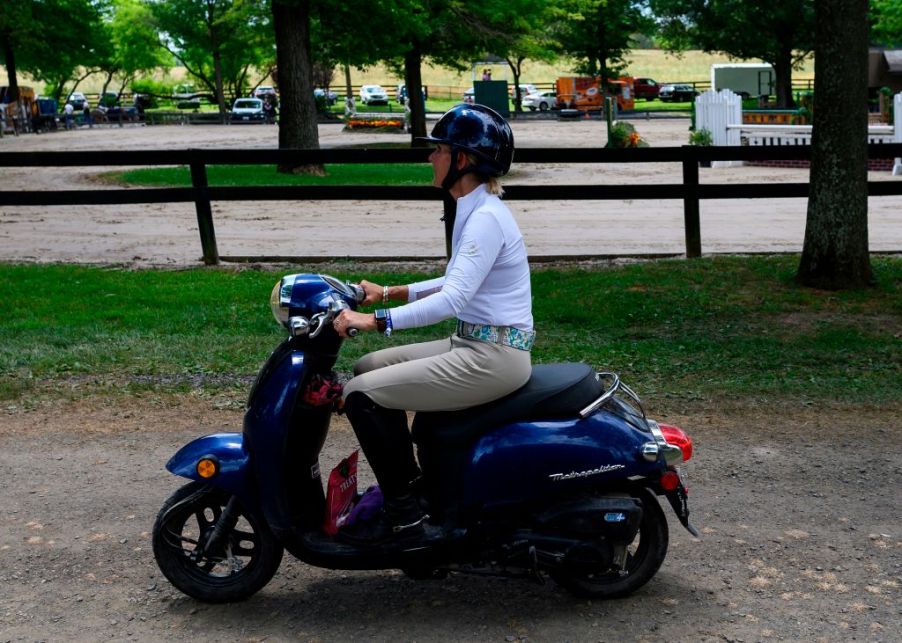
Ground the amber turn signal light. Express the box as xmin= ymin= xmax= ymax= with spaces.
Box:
xmin=196 ymin=456 xmax=219 ymax=479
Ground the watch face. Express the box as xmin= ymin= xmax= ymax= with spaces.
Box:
xmin=375 ymin=309 xmax=388 ymax=332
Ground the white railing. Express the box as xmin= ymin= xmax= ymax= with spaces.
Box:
xmin=732 ymin=124 xmax=896 ymax=146
xmin=695 ymin=90 xmax=902 ymax=174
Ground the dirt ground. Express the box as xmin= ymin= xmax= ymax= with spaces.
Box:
xmin=1 ymin=395 xmax=900 ymax=642
xmin=1 ymin=118 xmax=900 ymax=641
xmin=0 ymin=116 xmax=900 ymax=265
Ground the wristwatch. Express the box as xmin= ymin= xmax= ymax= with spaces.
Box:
xmin=374 ymin=309 xmax=392 ymax=336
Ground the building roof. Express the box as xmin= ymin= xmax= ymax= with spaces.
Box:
xmin=885 ymin=50 xmax=902 ymax=74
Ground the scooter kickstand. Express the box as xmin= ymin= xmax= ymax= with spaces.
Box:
xmin=527 ymin=545 xmax=545 ymax=585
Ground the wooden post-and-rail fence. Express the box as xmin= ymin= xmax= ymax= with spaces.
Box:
xmin=1 ymin=145 xmax=902 ymax=265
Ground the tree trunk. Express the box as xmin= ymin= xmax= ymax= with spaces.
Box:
xmin=272 ymin=0 xmax=322 ymax=174
xmin=508 ymin=57 xmax=524 ymax=113
xmin=343 ymin=62 xmax=354 ymax=115
xmin=772 ymin=46 xmax=795 ymax=108
xmin=212 ymin=50 xmax=227 ymax=124
xmin=796 ymin=0 xmax=872 ymax=289
xmin=2 ymin=31 xmax=20 ymax=104
xmin=405 ymin=44 xmax=427 ymax=146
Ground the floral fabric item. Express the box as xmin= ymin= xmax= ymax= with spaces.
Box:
xmin=456 ymin=320 xmax=536 ymax=351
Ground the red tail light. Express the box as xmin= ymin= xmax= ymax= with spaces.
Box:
xmin=659 ymin=423 xmax=693 ymax=462
xmin=660 ymin=470 xmax=681 ymax=491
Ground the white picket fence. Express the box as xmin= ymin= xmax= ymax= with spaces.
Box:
xmin=695 ymin=90 xmax=902 ymax=175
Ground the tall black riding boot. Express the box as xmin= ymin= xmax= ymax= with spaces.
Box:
xmin=339 ymin=392 xmax=429 ymax=544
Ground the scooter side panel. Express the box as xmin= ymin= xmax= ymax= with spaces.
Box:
xmin=166 ymin=432 xmax=251 ymax=501
xmin=244 ymin=346 xmax=330 ymax=535
xmin=462 ymin=411 xmax=660 ymax=508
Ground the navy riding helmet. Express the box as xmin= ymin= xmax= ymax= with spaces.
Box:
xmin=418 ymin=104 xmax=514 ymax=191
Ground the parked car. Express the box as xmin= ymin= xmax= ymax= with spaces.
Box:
xmin=463 ymin=87 xmax=475 ymax=104
xmin=359 ymin=85 xmax=388 ymax=105
xmin=510 ymin=83 xmax=539 ymax=99
xmin=67 ymin=92 xmax=89 ymax=109
xmin=173 ymin=84 xmax=201 ymax=108
xmin=633 ymin=78 xmax=660 ymax=100
xmin=104 ymin=104 xmax=139 ymax=121
xmin=522 ymin=90 xmax=558 ymax=112
xmin=313 ymin=88 xmax=337 ymax=105
xmin=230 ymin=97 xmax=265 ymax=123
xmin=254 ymin=85 xmax=277 ymax=99
xmin=658 ymin=83 xmax=699 ymax=102
xmin=99 ymin=91 xmax=120 ymax=108
xmin=396 ymin=83 xmax=425 ymax=105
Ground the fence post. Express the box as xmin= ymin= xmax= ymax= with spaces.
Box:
xmin=696 ymin=89 xmax=742 ymax=167
xmin=682 ymin=147 xmax=702 ymax=258
xmin=893 ymin=93 xmax=901 ymax=176
xmin=189 ymin=158 xmax=220 ymax=265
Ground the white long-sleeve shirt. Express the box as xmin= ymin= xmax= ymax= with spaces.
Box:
xmin=389 ymin=184 xmax=533 ymax=332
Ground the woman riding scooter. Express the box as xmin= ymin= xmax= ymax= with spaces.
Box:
xmin=332 ymin=104 xmax=535 ymax=545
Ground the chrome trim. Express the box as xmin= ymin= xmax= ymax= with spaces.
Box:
xmin=647 ymin=419 xmax=667 ymax=446
xmin=579 ymin=372 xmax=647 ymax=420
xmin=641 ymin=442 xmax=660 ymax=462
xmin=647 ymin=419 xmax=684 ymax=465
xmin=579 ymin=372 xmax=620 ymax=418
xmin=307 ymin=312 xmax=327 ymax=338
xmin=288 ymin=316 xmax=309 ymax=337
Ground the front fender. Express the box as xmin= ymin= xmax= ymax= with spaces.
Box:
xmin=166 ymin=432 xmax=252 ymax=502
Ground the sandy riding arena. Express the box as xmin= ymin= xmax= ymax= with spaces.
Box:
xmin=1 ymin=117 xmax=900 ymax=266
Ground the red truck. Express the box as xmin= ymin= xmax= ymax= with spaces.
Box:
xmin=632 ymin=78 xmax=660 ymax=101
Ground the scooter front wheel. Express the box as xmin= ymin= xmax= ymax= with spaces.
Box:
xmin=152 ymin=482 xmax=284 ymax=603
xmin=549 ymin=489 xmax=669 ymax=599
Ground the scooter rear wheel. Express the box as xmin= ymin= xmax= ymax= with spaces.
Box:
xmin=153 ymin=482 xmax=284 ymax=603
xmin=549 ymin=489 xmax=669 ymax=599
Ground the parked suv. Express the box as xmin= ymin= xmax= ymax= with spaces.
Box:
xmin=632 ymin=78 xmax=659 ymax=101
xmin=658 ymin=83 xmax=699 ymax=102
xmin=67 ymin=92 xmax=89 ymax=109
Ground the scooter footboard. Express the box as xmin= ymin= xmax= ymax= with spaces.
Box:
xmin=166 ymin=432 xmax=252 ymax=501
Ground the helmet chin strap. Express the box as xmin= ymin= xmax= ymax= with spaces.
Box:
xmin=441 ymin=147 xmax=477 ymax=193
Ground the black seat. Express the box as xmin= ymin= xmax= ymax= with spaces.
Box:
xmin=411 ymin=363 xmax=601 ymax=448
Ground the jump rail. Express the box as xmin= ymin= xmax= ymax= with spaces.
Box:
xmin=1 ymin=145 xmax=901 ymax=265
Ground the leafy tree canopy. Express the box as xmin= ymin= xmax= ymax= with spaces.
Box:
xmin=650 ymin=0 xmax=814 ymax=107
xmin=871 ymin=0 xmax=902 ymax=47
xmin=2 ymin=0 xmax=106 ymax=100
xmin=150 ymin=0 xmax=273 ymax=106
xmin=551 ymin=0 xmax=653 ymax=84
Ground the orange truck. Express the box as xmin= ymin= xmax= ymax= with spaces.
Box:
xmin=555 ymin=76 xmax=635 ymax=112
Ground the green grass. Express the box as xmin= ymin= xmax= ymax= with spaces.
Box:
xmin=2 ymin=256 xmax=900 ymax=406
xmin=114 ymin=163 xmax=433 ymax=187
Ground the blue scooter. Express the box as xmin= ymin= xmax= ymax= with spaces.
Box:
xmin=152 ymin=273 xmax=698 ymax=602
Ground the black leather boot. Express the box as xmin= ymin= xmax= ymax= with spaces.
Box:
xmin=339 ymin=393 xmax=433 ymax=545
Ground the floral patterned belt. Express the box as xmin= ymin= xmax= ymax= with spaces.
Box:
xmin=456 ymin=320 xmax=536 ymax=351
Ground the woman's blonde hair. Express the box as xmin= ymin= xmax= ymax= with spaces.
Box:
xmin=465 ymin=152 xmax=505 ymax=196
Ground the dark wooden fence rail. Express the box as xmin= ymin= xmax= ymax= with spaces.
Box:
xmin=2 ymin=145 xmax=901 ymax=264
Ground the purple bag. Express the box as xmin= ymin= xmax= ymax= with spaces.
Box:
xmin=343 ymin=485 xmax=383 ymax=527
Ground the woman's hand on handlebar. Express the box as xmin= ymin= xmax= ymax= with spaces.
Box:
xmin=357 ymin=280 xmax=383 ymax=306
xmin=333 ymin=309 xmax=376 ymax=338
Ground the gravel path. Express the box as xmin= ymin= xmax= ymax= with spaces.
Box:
xmin=1 ymin=396 xmax=899 ymax=641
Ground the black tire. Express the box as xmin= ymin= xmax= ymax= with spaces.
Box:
xmin=401 ymin=566 xmax=449 ymax=581
xmin=550 ymin=489 xmax=669 ymax=599
xmin=152 ymin=482 xmax=283 ymax=603
xmin=539 ymin=102 xmax=550 ymax=112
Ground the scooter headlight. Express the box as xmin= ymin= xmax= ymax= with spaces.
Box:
xmin=270 ymin=278 xmax=291 ymax=327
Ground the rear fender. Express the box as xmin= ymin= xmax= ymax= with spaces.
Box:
xmin=166 ymin=432 xmax=253 ymax=505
